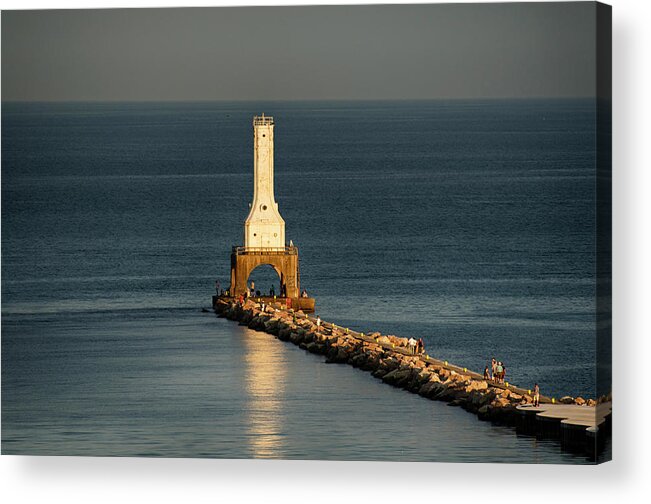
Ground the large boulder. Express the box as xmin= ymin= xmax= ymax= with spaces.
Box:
xmin=418 ymin=380 xmax=438 ymax=397
xmin=498 ymin=388 xmax=511 ymax=398
xmin=264 ymin=318 xmax=280 ymax=333
xmin=351 ymin=353 xmax=368 ymax=368
xmin=574 ymin=397 xmax=586 ymax=406
xmin=289 ymin=332 xmax=304 ymax=345
xmin=509 ymin=392 xmax=522 ymax=402
xmin=278 ymin=328 xmax=292 ymax=341
xmin=404 ymin=368 xmax=426 ymax=390
xmin=465 ymin=380 xmax=489 ymax=393
xmin=305 ymin=342 xmax=318 ymax=354
xmin=335 ymin=347 xmax=349 ymax=363
xmin=433 ymin=384 xmax=458 ymax=401
xmin=372 ymin=368 xmax=387 ymax=379
xmin=247 ymin=316 xmax=261 ymax=329
xmin=382 ymin=367 xmax=412 ymax=386
xmin=361 ymin=352 xmax=381 ymax=371
xmin=425 ymin=382 xmax=448 ymax=399
xmin=383 ymin=358 xmax=401 ymax=371
xmin=414 ymin=369 xmax=432 ymax=386
xmin=491 ymin=397 xmax=511 ymax=408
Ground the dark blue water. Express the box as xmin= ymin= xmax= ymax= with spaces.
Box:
xmin=2 ymin=100 xmax=599 ymax=462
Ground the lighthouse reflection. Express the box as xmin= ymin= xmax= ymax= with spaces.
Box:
xmin=242 ymin=327 xmax=286 ymax=458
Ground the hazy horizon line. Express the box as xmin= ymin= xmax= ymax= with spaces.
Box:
xmin=2 ymin=95 xmax=599 ymax=104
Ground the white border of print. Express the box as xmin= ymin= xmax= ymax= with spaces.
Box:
xmin=1 ymin=0 xmax=650 ymax=503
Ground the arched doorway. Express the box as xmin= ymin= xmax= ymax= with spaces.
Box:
xmin=230 ymin=248 xmax=299 ymax=299
xmin=246 ymin=264 xmax=282 ymax=297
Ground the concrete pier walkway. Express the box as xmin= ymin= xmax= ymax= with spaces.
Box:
xmin=517 ymin=403 xmax=611 ymax=427
xmin=515 ymin=403 xmax=612 ymax=457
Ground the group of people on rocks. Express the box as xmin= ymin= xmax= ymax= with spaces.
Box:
xmin=407 ymin=337 xmax=425 ymax=355
xmin=482 ymin=358 xmax=541 ymax=407
xmin=484 ymin=357 xmax=507 ymax=384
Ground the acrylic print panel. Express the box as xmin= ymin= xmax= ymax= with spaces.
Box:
xmin=1 ymin=2 xmax=611 ymax=464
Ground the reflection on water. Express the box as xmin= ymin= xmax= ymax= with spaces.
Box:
xmin=243 ymin=331 xmax=286 ymax=458
xmin=1 ymin=311 xmax=593 ymax=463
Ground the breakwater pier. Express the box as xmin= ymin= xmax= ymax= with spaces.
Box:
xmin=213 ymin=297 xmax=611 ymax=461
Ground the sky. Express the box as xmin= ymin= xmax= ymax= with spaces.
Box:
xmin=1 ymin=3 xmax=597 ymax=101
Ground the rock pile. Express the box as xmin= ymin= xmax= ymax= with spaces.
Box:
xmin=214 ymin=299 xmax=554 ymax=427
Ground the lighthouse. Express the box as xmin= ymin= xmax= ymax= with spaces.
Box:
xmin=223 ymin=114 xmax=314 ymax=312
xmin=244 ymin=114 xmax=285 ymax=250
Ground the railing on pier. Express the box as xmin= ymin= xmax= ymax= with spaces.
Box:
xmin=232 ymin=245 xmax=298 ymax=256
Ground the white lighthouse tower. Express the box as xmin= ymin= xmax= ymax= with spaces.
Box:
xmin=244 ymin=114 xmax=286 ymax=250
xmin=222 ymin=114 xmax=314 ymax=311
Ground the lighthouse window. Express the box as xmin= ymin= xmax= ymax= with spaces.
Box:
xmin=253 ymin=233 xmax=257 ymax=236
xmin=262 ymin=205 xmax=267 ymax=211
xmin=262 ymin=134 xmax=266 ymax=137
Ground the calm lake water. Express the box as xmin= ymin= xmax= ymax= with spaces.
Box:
xmin=2 ymin=100 xmax=602 ymax=463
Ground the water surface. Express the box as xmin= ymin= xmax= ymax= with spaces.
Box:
xmin=2 ymin=100 xmax=601 ymax=462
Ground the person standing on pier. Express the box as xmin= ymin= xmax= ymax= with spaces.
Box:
xmin=491 ymin=358 xmax=497 ymax=382
xmin=408 ymin=337 xmax=417 ymax=354
xmin=484 ymin=366 xmax=490 ymax=380
xmin=316 ymin=316 xmax=321 ymax=332
xmin=496 ymin=362 xmax=503 ymax=384
xmin=215 ymin=280 xmax=221 ymax=295
xmin=270 ymin=284 xmax=275 ymax=297
xmin=533 ymin=383 xmax=540 ymax=407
